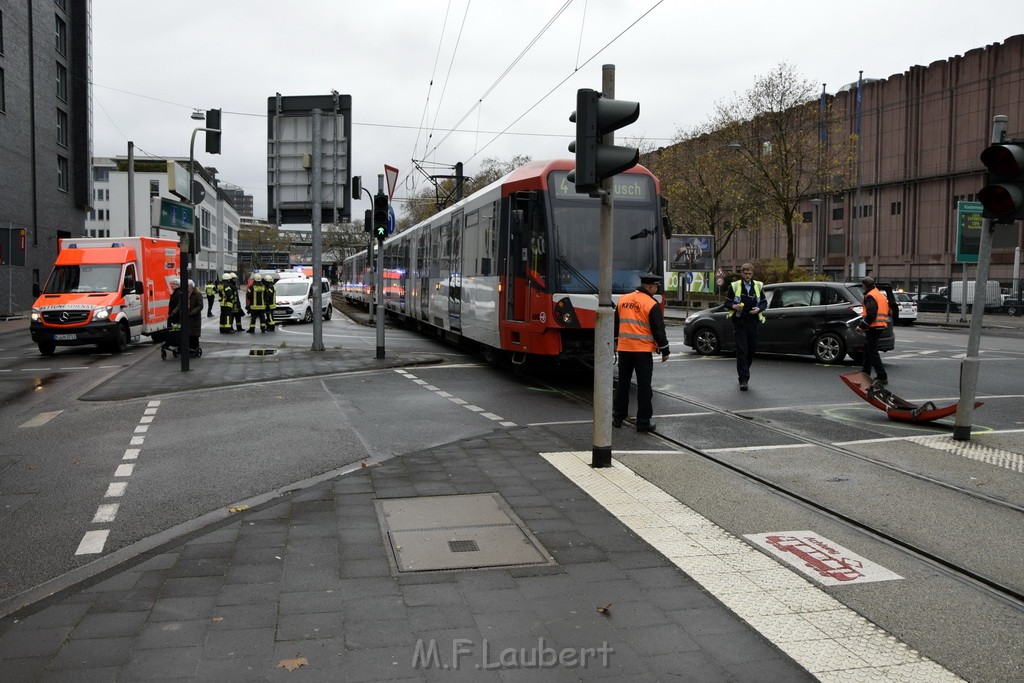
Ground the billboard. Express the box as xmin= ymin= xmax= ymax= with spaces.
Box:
xmin=668 ymin=234 xmax=714 ymax=272
xmin=268 ymin=94 xmax=352 ymax=225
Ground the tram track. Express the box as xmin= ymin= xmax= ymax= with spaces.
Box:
xmin=530 ymin=371 xmax=1024 ymax=611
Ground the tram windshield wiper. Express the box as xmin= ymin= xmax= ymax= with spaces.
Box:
xmin=556 ymin=255 xmax=598 ymax=293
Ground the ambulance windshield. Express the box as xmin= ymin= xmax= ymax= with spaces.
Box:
xmin=43 ymin=265 xmax=123 ymax=294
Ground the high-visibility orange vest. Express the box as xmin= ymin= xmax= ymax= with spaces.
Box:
xmin=865 ymin=288 xmax=891 ymax=328
xmin=616 ymin=291 xmax=658 ymax=353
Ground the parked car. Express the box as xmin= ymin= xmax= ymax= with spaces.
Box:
xmin=894 ymin=291 xmax=917 ymax=325
xmin=1003 ymin=294 xmax=1022 ymax=317
xmin=915 ymin=293 xmax=960 ymax=313
xmin=682 ymin=281 xmax=895 ymax=364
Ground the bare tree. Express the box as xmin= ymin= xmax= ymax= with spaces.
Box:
xmin=712 ymin=64 xmax=854 ymax=273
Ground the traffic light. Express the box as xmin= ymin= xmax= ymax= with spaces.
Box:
xmin=205 ymin=109 xmax=222 ymax=154
xmin=364 ymin=208 xmax=372 ymax=233
xmin=978 ymin=141 xmax=1024 ymax=222
xmin=352 ymin=176 xmax=361 ymax=200
xmin=567 ymin=88 xmax=640 ymax=194
xmin=373 ymin=193 xmax=389 ymax=242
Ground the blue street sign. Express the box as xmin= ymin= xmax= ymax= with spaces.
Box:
xmin=387 ymin=205 xmax=396 ymax=235
xmin=686 ymin=271 xmax=694 ymax=285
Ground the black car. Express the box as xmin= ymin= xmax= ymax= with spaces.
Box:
xmin=915 ymin=293 xmax=960 ymax=313
xmin=682 ymin=281 xmax=895 ymax=364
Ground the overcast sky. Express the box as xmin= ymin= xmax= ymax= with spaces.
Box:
xmin=91 ymin=1 xmax=1024 ymax=223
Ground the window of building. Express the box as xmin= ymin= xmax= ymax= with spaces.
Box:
xmin=94 ymin=167 xmax=109 ymax=182
xmin=55 ymin=0 xmax=67 ymax=12
xmin=57 ymin=155 xmax=69 ymax=192
xmin=57 ymin=108 xmax=68 ymax=147
xmin=56 ymin=62 xmax=67 ymax=101
xmin=801 ymin=211 xmax=813 ymax=223
xmin=149 ymin=179 xmax=159 ymax=197
xmin=891 ymin=201 xmax=902 ymax=215
xmin=853 ymin=205 xmax=873 ymax=218
xmin=55 ymin=16 xmax=66 ymax=56
xmin=201 ymin=209 xmax=212 ymax=249
xmin=832 ymin=207 xmax=844 ymax=221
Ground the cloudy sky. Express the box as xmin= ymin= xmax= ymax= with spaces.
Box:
xmin=91 ymin=1 xmax=1024 ymax=222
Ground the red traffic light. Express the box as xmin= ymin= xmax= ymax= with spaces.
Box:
xmin=980 ymin=143 xmax=1024 ymax=179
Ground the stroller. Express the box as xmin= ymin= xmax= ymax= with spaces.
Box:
xmin=160 ymin=323 xmax=202 ymax=359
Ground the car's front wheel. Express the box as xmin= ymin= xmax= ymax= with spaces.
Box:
xmin=302 ymin=307 xmax=314 ymax=324
xmin=692 ymin=327 xmax=721 ymax=355
xmin=813 ymin=331 xmax=847 ymax=364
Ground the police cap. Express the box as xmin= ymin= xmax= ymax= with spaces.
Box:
xmin=639 ymin=273 xmax=662 ymax=284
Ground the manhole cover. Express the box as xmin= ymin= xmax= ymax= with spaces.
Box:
xmin=249 ymin=348 xmax=276 ymax=356
xmin=375 ymin=493 xmax=553 ymax=572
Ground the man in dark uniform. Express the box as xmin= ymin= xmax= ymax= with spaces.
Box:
xmin=725 ymin=263 xmax=767 ymax=391
xmin=613 ymin=273 xmax=670 ymax=433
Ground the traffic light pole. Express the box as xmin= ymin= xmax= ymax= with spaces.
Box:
xmin=375 ymin=174 xmax=386 ymax=359
xmin=592 ymin=64 xmax=616 ymax=468
xmin=953 ymin=114 xmax=1006 ymax=440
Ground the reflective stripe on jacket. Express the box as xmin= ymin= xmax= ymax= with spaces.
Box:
xmin=616 ymin=291 xmax=658 ymax=353
xmin=725 ymin=279 xmax=766 ymax=323
xmin=865 ymin=288 xmax=891 ymax=328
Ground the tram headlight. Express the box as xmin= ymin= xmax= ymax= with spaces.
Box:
xmin=553 ymin=297 xmax=581 ymax=328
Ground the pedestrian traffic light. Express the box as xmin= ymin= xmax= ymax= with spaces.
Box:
xmin=205 ymin=109 xmax=222 ymax=154
xmin=978 ymin=141 xmax=1024 ymax=222
xmin=364 ymin=208 xmax=372 ymax=233
xmin=567 ymin=88 xmax=640 ymax=195
xmin=373 ymin=193 xmax=388 ymax=242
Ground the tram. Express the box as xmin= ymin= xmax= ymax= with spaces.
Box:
xmin=341 ymin=159 xmax=667 ymax=366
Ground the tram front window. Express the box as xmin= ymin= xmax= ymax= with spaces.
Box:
xmin=548 ymin=172 xmax=660 ymax=293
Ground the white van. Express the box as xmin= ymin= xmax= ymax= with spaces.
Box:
xmin=272 ymin=277 xmax=333 ymax=323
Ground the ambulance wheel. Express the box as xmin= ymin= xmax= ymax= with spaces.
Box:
xmin=38 ymin=342 xmax=56 ymax=357
xmin=108 ymin=323 xmax=129 ymax=354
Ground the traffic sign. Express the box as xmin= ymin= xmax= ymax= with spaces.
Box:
xmin=955 ymin=200 xmax=983 ymax=264
xmin=384 ymin=165 xmax=399 ymax=200
xmin=151 ymin=197 xmax=195 ymax=233
xmin=387 ymin=205 xmax=396 ymax=235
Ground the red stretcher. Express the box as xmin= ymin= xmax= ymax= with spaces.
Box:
xmin=839 ymin=371 xmax=982 ymax=423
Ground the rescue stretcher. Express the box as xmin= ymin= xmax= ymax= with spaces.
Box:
xmin=839 ymin=371 xmax=982 ymax=423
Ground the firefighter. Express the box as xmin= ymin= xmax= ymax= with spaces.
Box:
xmin=228 ymin=273 xmax=244 ymax=331
xmin=246 ymin=275 xmax=270 ymax=333
xmin=263 ymin=274 xmax=277 ymax=331
xmin=218 ymin=273 xmax=237 ymax=334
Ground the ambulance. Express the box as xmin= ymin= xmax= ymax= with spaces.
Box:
xmin=30 ymin=237 xmax=180 ymax=356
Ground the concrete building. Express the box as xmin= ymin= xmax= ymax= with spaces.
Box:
xmin=0 ymin=0 xmax=92 ymax=317
xmin=88 ymin=157 xmax=240 ymax=285
xmin=715 ymin=34 xmax=1024 ymax=293
xmin=220 ymin=183 xmax=254 ymax=218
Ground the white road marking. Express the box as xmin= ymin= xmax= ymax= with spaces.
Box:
xmin=19 ymin=411 xmax=63 ymax=428
xmin=130 ymin=436 xmax=144 ymax=445
xmin=124 ymin=448 xmax=140 ymax=460
xmin=133 ymin=425 xmax=149 ymax=433
xmin=394 ymin=368 xmax=518 ymax=427
xmin=140 ymin=416 xmax=154 ymax=424
xmin=542 ymin=450 xmax=959 ymax=681
xmin=91 ymin=503 xmax=119 ymax=524
xmin=114 ymin=464 xmax=135 ymax=477
xmin=705 ymin=443 xmax=814 ymax=453
xmin=75 ymin=530 xmax=109 ymax=555
xmin=104 ymin=482 xmax=127 ymax=497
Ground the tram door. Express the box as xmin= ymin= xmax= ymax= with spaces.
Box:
xmin=448 ymin=211 xmax=464 ymax=330
xmin=505 ymin=195 xmax=530 ymax=322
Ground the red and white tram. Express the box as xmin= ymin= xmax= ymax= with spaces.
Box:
xmin=342 ymin=159 xmax=666 ymax=365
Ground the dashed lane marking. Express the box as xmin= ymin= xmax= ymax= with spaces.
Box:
xmin=75 ymin=400 xmax=160 ymax=556
xmin=542 ymin=450 xmax=960 ymax=681
xmin=394 ymin=368 xmax=518 ymax=427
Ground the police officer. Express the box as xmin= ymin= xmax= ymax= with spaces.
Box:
xmin=205 ymin=280 xmax=216 ymax=317
xmin=613 ymin=273 xmax=670 ymax=433
xmin=263 ymin=274 xmax=277 ymax=331
xmin=246 ymin=275 xmax=270 ymax=333
xmin=860 ymin=276 xmax=891 ymax=385
xmin=218 ymin=273 xmax=237 ymax=334
xmin=725 ymin=263 xmax=767 ymax=391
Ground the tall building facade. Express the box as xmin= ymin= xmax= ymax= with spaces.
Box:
xmin=707 ymin=35 xmax=1024 ymax=293
xmin=0 ymin=0 xmax=92 ymax=316
xmin=89 ymin=157 xmax=240 ymax=285
xmin=220 ymin=183 xmax=254 ymax=218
